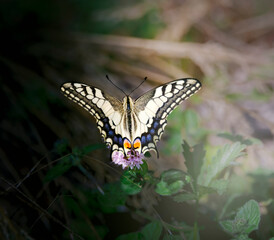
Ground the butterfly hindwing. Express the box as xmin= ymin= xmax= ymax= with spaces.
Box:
xmin=134 ymin=78 xmax=201 ymax=154
xmin=61 ymin=83 xmax=125 ymax=153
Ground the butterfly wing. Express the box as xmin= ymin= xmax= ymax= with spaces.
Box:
xmin=134 ymin=78 xmax=202 ymax=155
xmin=61 ymin=83 xmax=125 ymax=154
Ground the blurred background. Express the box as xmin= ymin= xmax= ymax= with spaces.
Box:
xmin=0 ymin=0 xmax=273 ymax=239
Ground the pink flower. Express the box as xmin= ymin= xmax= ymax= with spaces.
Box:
xmin=112 ymin=151 xmax=128 ymax=169
xmin=112 ymin=150 xmax=144 ymax=169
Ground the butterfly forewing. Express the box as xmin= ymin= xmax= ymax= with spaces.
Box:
xmin=134 ymin=78 xmax=201 ymax=154
xmin=61 ymin=83 xmax=125 ymax=154
xmin=61 ymin=78 xmax=201 ymax=159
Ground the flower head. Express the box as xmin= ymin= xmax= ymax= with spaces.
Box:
xmin=112 ymin=150 xmax=144 ymax=169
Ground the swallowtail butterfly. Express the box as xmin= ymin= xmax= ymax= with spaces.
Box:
xmin=61 ymin=78 xmax=201 ymax=160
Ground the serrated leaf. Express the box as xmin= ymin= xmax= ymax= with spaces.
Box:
xmin=141 ymin=221 xmax=162 ymax=240
xmin=173 ymin=193 xmax=197 ymax=203
xmin=155 ymin=180 xmax=184 ymax=196
xmin=220 ymin=200 xmax=260 ymax=237
xmin=235 ymin=200 xmax=260 ymax=234
xmin=198 ymin=142 xmax=246 ymax=186
xmin=155 ymin=181 xmax=169 ymax=195
xmin=155 ymin=170 xmax=185 ymax=196
xmin=182 ymin=141 xmax=205 ymax=183
xmin=220 ymin=220 xmax=235 ymax=234
xmin=160 ymin=169 xmax=185 ymax=182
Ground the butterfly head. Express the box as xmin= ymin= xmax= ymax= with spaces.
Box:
xmin=123 ymin=138 xmax=142 ymax=154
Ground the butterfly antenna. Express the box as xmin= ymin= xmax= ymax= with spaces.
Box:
xmin=129 ymin=77 xmax=147 ymax=96
xmin=105 ymin=75 xmax=127 ymax=96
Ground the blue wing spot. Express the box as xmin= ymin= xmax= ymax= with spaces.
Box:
xmin=103 ymin=118 xmax=108 ymax=123
xmin=150 ymin=129 xmax=155 ymax=135
xmin=108 ymin=130 xmax=114 ymax=137
xmin=104 ymin=123 xmax=110 ymax=131
xmin=141 ymin=135 xmax=146 ymax=145
xmin=153 ymin=121 xmax=159 ymax=129
xmin=118 ymin=136 xmax=123 ymax=146
xmin=147 ymin=134 xmax=152 ymax=142
xmin=113 ymin=135 xmax=118 ymax=143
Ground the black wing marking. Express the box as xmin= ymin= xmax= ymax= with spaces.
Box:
xmin=134 ymin=78 xmax=202 ymax=155
xmin=61 ymin=83 xmax=125 ymax=154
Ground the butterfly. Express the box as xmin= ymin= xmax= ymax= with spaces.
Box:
xmin=61 ymin=78 xmax=201 ymax=162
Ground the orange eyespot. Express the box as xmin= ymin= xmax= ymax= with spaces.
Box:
xmin=124 ymin=140 xmax=131 ymax=149
xmin=133 ymin=139 xmax=141 ymax=149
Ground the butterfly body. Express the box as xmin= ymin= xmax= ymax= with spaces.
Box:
xmin=61 ymin=78 xmax=201 ymax=160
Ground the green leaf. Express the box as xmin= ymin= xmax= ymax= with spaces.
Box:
xmin=160 ymin=169 xmax=185 ymax=182
xmin=218 ymin=132 xmax=262 ymax=146
xmin=173 ymin=192 xmax=197 ymax=203
xmin=182 ymin=141 xmax=205 ymax=183
xmin=220 ymin=220 xmax=236 ymax=234
xmin=121 ymin=170 xmax=142 ymax=195
xmin=155 ymin=170 xmax=185 ymax=196
xmin=235 ymin=200 xmax=260 ymax=234
xmin=155 ymin=180 xmax=184 ymax=196
xmin=198 ymin=142 xmax=246 ymax=186
xmin=220 ymin=200 xmax=260 ymax=237
xmin=141 ymin=221 xmax=162 ymax=240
